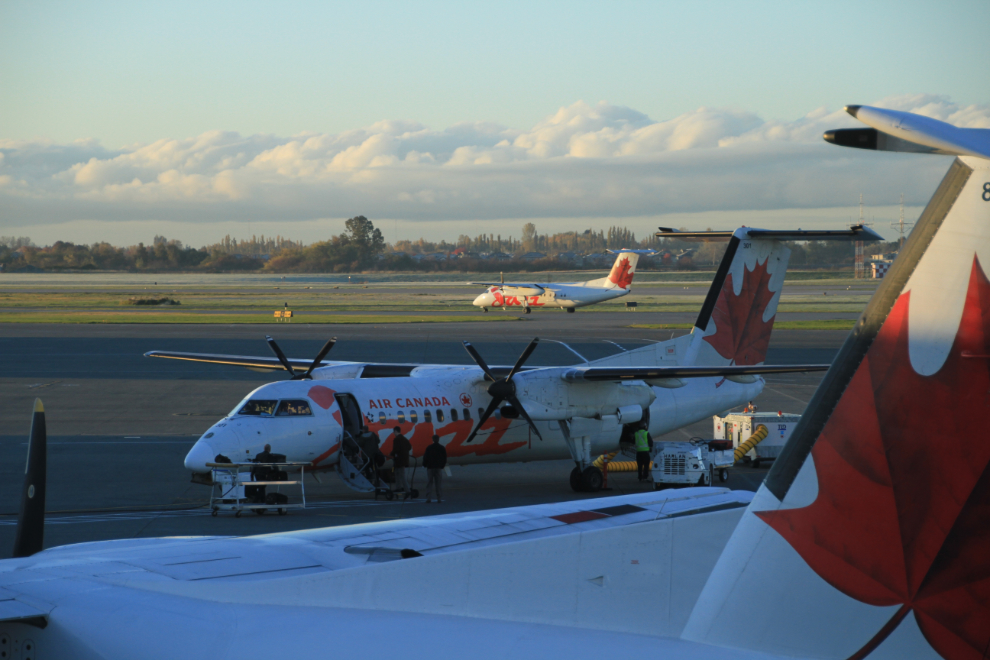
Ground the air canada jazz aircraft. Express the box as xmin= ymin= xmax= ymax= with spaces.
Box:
xmin=152 ymin=229 xmax=870 ymax=493
xmin=1 ymin=104 xmax=988 ymax=659
xmin=471 ymin=249 xmax=654 ymax=312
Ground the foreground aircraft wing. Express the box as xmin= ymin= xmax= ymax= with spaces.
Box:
xmin=561 ymin=364 xmax=829 ymax=382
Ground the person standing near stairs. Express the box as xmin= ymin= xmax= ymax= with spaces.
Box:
xmin=389 ymin=426 xmax=412 ymax=495
xmin=422 ymin=434 xmax=447 ymax=503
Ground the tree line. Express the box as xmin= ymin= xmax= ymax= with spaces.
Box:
xmin=0 ymin=218 xmax=893 ymax=274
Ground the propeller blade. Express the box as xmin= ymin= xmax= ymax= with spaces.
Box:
xmin=507 ymin=394 xmax=543 ymax=441
xmin=13 ymin=399 xmax=47 ymax=558
xmin=462 ymin=341 xmax=496 ymax=382
xmin=300 ymin=336 xmax=337 ymax=378
xmin=265 ymin=335 xmax=296 ymax=376
xmin=506 ymin=337 xmax=540 ymax=381
xmin=465 ymin=397 xmax=503 ymax=443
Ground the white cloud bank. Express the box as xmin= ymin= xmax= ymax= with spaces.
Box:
xmin=1 ymin=94 xmax=987 ymax=236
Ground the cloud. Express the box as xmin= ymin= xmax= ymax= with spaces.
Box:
xmin=1 ymin=95 xmax=987 ymax=231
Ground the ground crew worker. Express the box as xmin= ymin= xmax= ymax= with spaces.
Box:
xmin=635 ymin=424 xmax=652 ymax=481
xmin=250 ymin=444 xmax=275 ymax=503
xmin=743 ymin=401 xmax=757 ymax=413
xmin=389 ymin=426 xmax=412 ymax=494
xmin=422 ymin=434 xmax=447 ymax=503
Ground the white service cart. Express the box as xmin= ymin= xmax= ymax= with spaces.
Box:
xmin=207 ymin=461 xmax=308 ymax=517
xmin=651 ymin=439 xmax=736 ymax=488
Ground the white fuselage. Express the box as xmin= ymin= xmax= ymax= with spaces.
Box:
xmin=184 ymin=367 xmax=763 ymax=472
xmin=473 ymin=282 xmax=629 ymax=310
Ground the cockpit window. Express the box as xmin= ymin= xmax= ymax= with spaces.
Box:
xmin=238 ymin=399 xmax=278 ymax=416
xmin=276 ymin=400 xmax=313 ymax=416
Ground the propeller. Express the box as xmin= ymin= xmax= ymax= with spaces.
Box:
xmin=462 ymin=338 xmax=542 ymax=443
xmin=13 ymin=398 xmax=46 ymax=558
xmin=265 ymin=335 xmax=337 ymax=380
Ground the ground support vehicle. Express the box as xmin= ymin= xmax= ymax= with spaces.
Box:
xmin=208 ymin=462 xmax=307 ymax=517
xmin=651 ymin=440 xmax=735 ymax=488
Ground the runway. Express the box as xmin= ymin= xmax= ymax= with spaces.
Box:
xmin=0 ymin=312 xmax=847 ymax=557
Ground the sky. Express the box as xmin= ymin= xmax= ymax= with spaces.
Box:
xmin=1 ymin=0 xmax=988 ymax=247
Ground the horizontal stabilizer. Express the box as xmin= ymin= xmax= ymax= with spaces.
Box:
xmin=826 ymin=105 xmax=990 ymax=160
xmin=561 ymin=364 xmax=829 ymax=382
xmin=656 ymin=226 xmax=882 ymax=242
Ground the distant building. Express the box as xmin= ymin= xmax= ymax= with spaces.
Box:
xmin=521 ymin=252 xmax=547 ymax=261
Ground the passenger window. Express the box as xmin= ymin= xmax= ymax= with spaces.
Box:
xmin=397 ymin=411 xmax=406 ymax=423
xmin=450 ymin=409 xmax=458 ymax=421
xmin=463 ymin=408 xmax=471 ymax=420
xmin=436 ymin=409 xmax=445 ymax=422
xmin=238 ymin=400 xmax=277 ymax=416
xmin=424 ymin=410 xmax=432 ymax=423
xmin=276 ymin=400 xmax=313 ymax=416
xmin=378 ymin=412 xmax=386 ymax=423
xmin=410 ymin=410 xmax=418 ymax=424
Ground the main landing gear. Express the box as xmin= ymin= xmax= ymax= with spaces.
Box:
xmin=566 ymin=308 xmax=575 ymax=313
xmin=481 ymin=307 xmax=488 ymax=312
xmin=570 ymin=466 xmax=604 ymax=492
xmin=524 ymin=307 xmax=531 ymax=314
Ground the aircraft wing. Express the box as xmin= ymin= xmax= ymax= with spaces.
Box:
xmin=143 ymin=350 xmax=537 ymax=379
xmin=144 ymin=350 xmax=319 ymax=370
xmin=561 ymin=364 xmax=830 ymax=382
xmin=470 ymin=282 xmax=546 ymax=295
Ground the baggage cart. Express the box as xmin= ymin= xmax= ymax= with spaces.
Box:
xmin=207 ymin=461 xmax=308 ymax=517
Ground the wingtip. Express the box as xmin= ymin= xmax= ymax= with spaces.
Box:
xmin=844 ymin=105 xmax=861 ymax=118
xmin=33 ymin=398 xmax=44 ymax=414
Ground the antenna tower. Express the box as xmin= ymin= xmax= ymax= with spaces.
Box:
xmin=890 ymin=193 xmax=915 ymax=249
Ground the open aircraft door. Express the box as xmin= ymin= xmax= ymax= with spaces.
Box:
xmin=334 ymin=393 xmax=376 ymax=493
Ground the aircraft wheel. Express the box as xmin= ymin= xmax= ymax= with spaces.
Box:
xmin=524 ymin=307 xmax=531 ymax=314
xmin=255 ymin=508 xmax=265 ymax=515
xmin=581 ymin=466 xmax=604 ymax=492
xmin=719 ymin=468 xmax=729 ymax=482
xmin=569 ymin=467 xmax=584 ymax=492
xmin=211 ymin=509 xmax=218 ymax=517
xmin=235 ymin=511 xmax=242 ymax=518
xmin=386 ymin=490 xmax=395 ymax=501
xmin=278 ymin=508 xmax=287 ymax=516
xmin=566 ymin=308 xmax=575 ymax=313
xmin=482 ymin=307 xmax=488 ymax=312
xmin=753 ymin=458 xmax=762 ymax=469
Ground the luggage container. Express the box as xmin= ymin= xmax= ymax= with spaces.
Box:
xmin=713 ymin=412 xmax=801 ymax=467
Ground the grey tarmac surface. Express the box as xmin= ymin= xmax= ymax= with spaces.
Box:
xmin=0 ymin=314 xmax=848 ymax=558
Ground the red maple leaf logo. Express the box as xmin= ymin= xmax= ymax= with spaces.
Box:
xmin=703 ymin=258 xmax=776 ymax=365
xmin=608 ymin=257 xmax=634 ymax=288
xmin=756 ymin=256 xmax=990 ymax=660
xmin=459 ymin=393 xmax=472 ymax=407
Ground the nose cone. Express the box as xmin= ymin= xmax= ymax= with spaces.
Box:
xmin=474 ymin=293 xmax=492 ymax=306
xmin=184 ymin=439 xmax=216 ymax=472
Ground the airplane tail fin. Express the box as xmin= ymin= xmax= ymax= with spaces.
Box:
xmin=683 ymin=107 xmax=990 ymax=660
xmin=594 ymin=249 xmax=652 ymax=290
xmin=676 ymin=225 xmax=878 ymax=367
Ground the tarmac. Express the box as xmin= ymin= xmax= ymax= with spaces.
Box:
xmin=0 ymin=311 xmax=849 ymax=558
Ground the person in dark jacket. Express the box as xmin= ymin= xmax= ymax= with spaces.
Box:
xmin=422 ymin=434 xmax=447 ymax=503
xmin=389 ymin=426 xmax=412 ymax=494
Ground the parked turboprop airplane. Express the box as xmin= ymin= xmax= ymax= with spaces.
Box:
xmin=471 ymin=249 xmax=653 ymax=312
xmin=2 ymin=104 xmax=987 ymax=659
xmin=147 ymin=225 xmax=874 ymax=493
